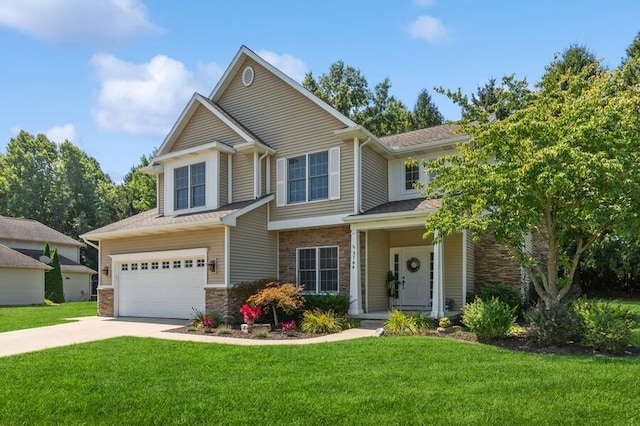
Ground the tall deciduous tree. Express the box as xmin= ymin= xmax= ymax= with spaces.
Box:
xmin=411 ymin=89 xmax=443 ymax=130
xmin=113 ymin=154 xmax=157 ymax=220
xmin=423 ymin=55 xmax=640 ymax=309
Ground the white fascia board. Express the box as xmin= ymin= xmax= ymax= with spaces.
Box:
xmin=153 ymin=141 xmax=236 ymax=164
xmin=81 ymin=219 xmax=224 ymax=240
xmin=110 ymin=248 xmax=207 ymax=262
xmin=234 ymin=141 xmax=277 ymax=155
xmin=347 ymin=216 xmax=429 ymax=231
xmin=209 ymin=46 xmax=357 ymax=129
xmin=267 ymin=214 xmax=347 ymax=231
xmin=334 ymin=126 xmax=393 ymax=157
xmin=221 ymin=195 xmax=274 ymax=226
xmin=139 ymin=164 xmax=164 ymax=176
xmin=193 ymin=93 xmax=254 ymax=143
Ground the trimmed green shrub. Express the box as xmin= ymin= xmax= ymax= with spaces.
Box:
xmin=475 ymin=283 xmax=522 ymax=312
xmin=303 ymin=294 xmax=350 ymax=315
xmin=384 ymin=310 xmax=421 ymax=335
xmin=525 ymin=302 xmax=579 ymax=346
xmin=462 ymin=297 xmax=516 ymax=341
xmin=300 ymin=309 xmax=346 ymax=334
xmin=572 ymin=298 xmax=637 ymax=352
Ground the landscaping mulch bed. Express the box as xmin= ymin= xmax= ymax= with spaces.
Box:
xmin=165 ymin=326 xmax=325 ymax=340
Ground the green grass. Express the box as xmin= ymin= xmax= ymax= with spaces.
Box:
xmin=612 ymin=300 xmax=640 ymax=346
xmin=0 ymin=337 xmax=638 ymax=425
xmin=0 ymin=301 xmax=96 ymax=332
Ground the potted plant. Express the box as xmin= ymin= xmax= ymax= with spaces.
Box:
xmin=385 ymin=271 xmax=399 ymax=298
xmin=240 ymin=304 xmax=262 ymax=333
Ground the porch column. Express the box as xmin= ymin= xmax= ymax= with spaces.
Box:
xmin=431 ymin=230 xmax=445 ymax=318
xmin=349 ymin=228 xmax=362 ymax=315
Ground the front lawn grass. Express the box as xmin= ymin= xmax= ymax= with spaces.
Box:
xmin=0 ymin=337 xmax=638 ymax=425
xmin=0 ymin=301 xmax=96 ymax=332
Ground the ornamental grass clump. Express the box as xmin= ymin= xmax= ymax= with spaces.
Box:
xmin=384 ymin=310 xmax=422 ymax=335
xmin=462 ymin=297 xmax=516 ymax=341
xmin=246 ymin=282 xmax=305 ymax=326
xmin=300 ymin=309 xmax=346 ymax=334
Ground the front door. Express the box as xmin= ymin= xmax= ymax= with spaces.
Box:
xmin=390 ymin=247 xmax=431 ymax=309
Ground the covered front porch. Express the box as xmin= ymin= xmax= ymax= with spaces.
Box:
xmin=345 ymin=212 xmax=474 ymax=320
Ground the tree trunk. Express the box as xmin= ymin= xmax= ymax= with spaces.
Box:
xmin=271 ymin=305 xmax=279 ymax=326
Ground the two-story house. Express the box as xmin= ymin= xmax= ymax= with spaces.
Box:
xmin=81 ymin=46 xmax=521 ymax=320
xmin=0 ymin=215 xmax=97 ymax=304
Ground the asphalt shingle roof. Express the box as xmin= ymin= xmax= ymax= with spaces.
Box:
xmin=380 ymin=124 xmax=462 ymax=149
xmin=14 ymin=249 xmax=96 ymax=275
xmin=359 ymin=198 xmax=442 ymax=216
xmin=0 ymin=244 xmax=52 ymax=270
xmin=0 ymin=216 xmax=83 ymax=247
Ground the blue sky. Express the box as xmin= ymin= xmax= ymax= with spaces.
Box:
xmin=1 ymin=0 xmax=638 ymax=181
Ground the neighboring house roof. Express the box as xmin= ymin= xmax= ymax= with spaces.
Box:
xmin=344 ymin=198 xmax=442 ymax=222
xmin=380 ymin=124 xmax=466 ymax=149
xmin=81 ymin=195 xmax=274 ymax=240
xmin=14 ymin=249 xmax=96 ymax=275
xmin=0 ymin=244 xmax=52 ymax=270
xmin=0 ymin=216 xmax=83 ymax=247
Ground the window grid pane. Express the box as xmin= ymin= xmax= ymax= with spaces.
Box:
xmin=288 ymin=156 xmax=306 ymax=203
xmin=175 ymin=166 xmax=189 ymax=210
xmin=190 ymin=162 xmax=206 ymax=207
xmin=298 ymin=248 xmax=317 ymax=292
xmin=405 ymin=164 xmax=420 ymax=190
xmin=309 ymin=152 xmax=328 ymax=201
xmin=319 ymin=247 xmax=338 ymax=293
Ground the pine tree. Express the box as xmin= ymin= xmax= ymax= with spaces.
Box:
xmin=46 ymin=248 xmax=65 ymax=303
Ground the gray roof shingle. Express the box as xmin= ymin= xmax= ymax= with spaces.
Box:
xmin=14 ymin=249 xmax=96 ymax=275
xmin=358 ymin=198 xmax=442 ymax=216
xmin=380 ymin=124 xmax=463 ymax=149
xmin=0 ymin=244 xmax=52 ymax=270
xmin=0 ymin=216 xmax=83 ymax=247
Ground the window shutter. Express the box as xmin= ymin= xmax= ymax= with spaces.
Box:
xmin=329 ymin=147 xmax=340 ymax=200
xmin=276 ymin=157 xmax=286 ymax=206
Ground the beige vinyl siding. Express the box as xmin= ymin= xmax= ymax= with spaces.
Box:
xmin=229 ymin=205 xmax=276 ymax=283
xmin=367 ymin=230 xmax=390 ymax=312
xmin=443 ymin=233 xmax=463 ymax=310
xmin=219 ymin=153 xmax=228 ymax=206
xmin=0 ymin=268 xmax=45 ymax=305
xmin=361 ymin=145 xmax=388 ymax=211
xmin=169 ymin=104 xmax=244 ymax=152
xmin=100 ymin=227 xmax=226 ymax=286
xmin=388 ymin=228 xmax=433 ymax=247
xmin=62 ymin=272 xmax=91 ymax=301
xmin=232 ymin=153 xmax=254 ymax=202
xmin=466 ymin=231 xmax=475 ymax=293
xmin=218 ymin=57 xmax=354 ymax=221
xmin=157 ymin=174 xmax=165 ymax=216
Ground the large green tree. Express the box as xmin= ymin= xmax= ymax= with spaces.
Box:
xmin=113 ymin=154 xmax=157 ymax=220
xmin=411 ymin=89 xmax=443 ymax=130
xmin=423 ymin=54 xmax=640 ymax=308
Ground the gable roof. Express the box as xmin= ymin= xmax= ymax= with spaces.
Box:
xmin=209 ymin=46 xmax=359 ymax=129
xmin=0 ymin=244 xmax=52 ymax=270
xmin=0 ymin=216 xmax=83 ymax=247
xmin=81 ymin=195 xmax=274 ymax=240
xmin=344 ymin=198 xmax=442 ymax=223
xmin=14 ymin=249 xmax=96 ymax=275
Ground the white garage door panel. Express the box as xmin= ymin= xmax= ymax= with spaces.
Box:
xmin=118 ymin=258 xmax=205 ymax=319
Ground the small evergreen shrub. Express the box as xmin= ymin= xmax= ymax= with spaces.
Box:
xmin=525 ymin=302 xmax=579 ymax=346
xmin=475 ymin=283 xmax=522 ymax=312
xmin=300 ymin=309 xmax=346 ymax=334
xmin=303 ymin=294 xmax=350 ymax=315
xmin=462 ymin=297 xmax=516 ymax=341
xmin=572 ymin=298 xmax=637 ymax=352
xmin=384 ymin=310 xmax=421 ymax=335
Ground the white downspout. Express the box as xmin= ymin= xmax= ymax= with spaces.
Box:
xmin=358 ymin=137 xmax=371 ymax=213
xmin=353 ymin=137 xmax=360 ymax=214
xmin=228 ymin=154 xmax=233 ymax=203
xmin=265 ymin=154 xmax=271 ymax=194
xmin=253 ymin=152 xmax=260 ymax=199
xmin=462 ymin=230 xmax=468 ymax=307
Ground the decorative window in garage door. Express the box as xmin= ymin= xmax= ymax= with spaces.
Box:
xmin=197 ymin=259 xmax=205 ymax=268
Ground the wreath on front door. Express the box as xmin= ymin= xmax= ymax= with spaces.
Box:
xmin=406 ymin=257 xmax=421 ymax=273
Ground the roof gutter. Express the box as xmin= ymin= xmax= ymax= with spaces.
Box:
xmin=80 ymin=218 xmax=225 ymax=241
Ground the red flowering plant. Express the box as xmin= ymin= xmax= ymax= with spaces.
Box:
xmin=240 ymin=304 xmax=262 ymax=324
xmin=281 ymin=320 xmax=296 ymax=332
xmin=201 ymin=317 xmax=215 ymax=328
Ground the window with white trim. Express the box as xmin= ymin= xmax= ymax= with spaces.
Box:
xmin=405 ymin=163 xmax=420 ymax=191
xmin=174 ymin=162 xmax=206 ymax=210
xmin=297 ymin=246 xmax=339 ymax=293
xmin=277 ymin=147 xmax=339 ymax=206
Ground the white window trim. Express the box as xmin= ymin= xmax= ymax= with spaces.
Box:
xmin=276 ymin=147 xmax=340 ymax=207
xmin=295 ymin=245 xmax=340 ymax=294
xmin=164 ymin=151 xmax=219 ymax=216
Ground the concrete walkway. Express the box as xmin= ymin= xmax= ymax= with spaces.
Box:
xmin=0 ymin=316 xmax=377 ymax=357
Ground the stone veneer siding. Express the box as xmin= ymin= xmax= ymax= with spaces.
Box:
xmin=206 ymin=287 xmax=231 ymax=322
xmin=97 ymin=287 xmax=114 ymax=317
xmin=474 ymin=235 xmax=521 ymax=290
xmin=278 ymin=225 xmax=351 ymax=296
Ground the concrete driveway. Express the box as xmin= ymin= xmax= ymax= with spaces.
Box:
xmin=0 ymin=316 xmax=377 ymax=357
xmin=0 ymin=316 xmax=185 ymax=358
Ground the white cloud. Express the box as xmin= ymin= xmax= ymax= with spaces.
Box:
xmin=45 ymin=123 xmax=78 ymax=143
xmin=90 ymin=53 xmax=223 ymax=136
xmin=408 ymin=15 xmax=451 ymax=44
xmin=0 ymin=0 xmax=160 ymax=45
xmin=414 ymin=0 xmax=435 ymax=7
xmin=257 ymin=50 xmax=307 ymax=82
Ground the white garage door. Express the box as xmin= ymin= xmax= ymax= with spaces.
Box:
xmin=116 ymin=252 xmax=206 ymax=319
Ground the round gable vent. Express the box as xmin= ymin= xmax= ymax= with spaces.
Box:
xmin=242 ymin=66 xmax=254 ymax=86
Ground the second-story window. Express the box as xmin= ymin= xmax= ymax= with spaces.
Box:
xmin=405 ymin=163 xmax=420 ymax=191
xmin=174 ymin=162 xmax=206 ymax=210
xmin=287 ymin=151 xmax=329 ymax=204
